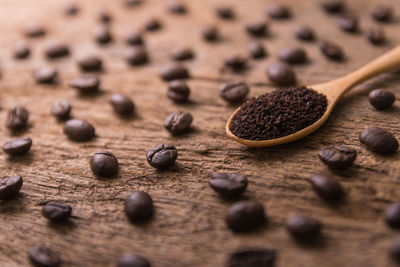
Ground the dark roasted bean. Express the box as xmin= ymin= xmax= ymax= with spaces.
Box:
xmin=90 ymin=151 xmax=119 ymax=177
xmin=359 ymin=127 xmax=398 ymax=154
xmin=28 ymin=246 xmax=61 ymax=267
xmin=337 ymin=15 xmax=358 ymax=32
xmin=13 ymin=42 xmax=30 ymax=59
xmin=160 ymin=63 xmax=189 ymax=81
xmin=126 ymin=47 xmax=148 ymax=66
xmin=278 ymin=47 xmax=307 ymax=64
xmin=6 ymin=106 xmax=29 ymax=131
xmin=44 ymin=42 xmax=69 ymax=59
xmin=144 ymin=18 xmax=162 ymax=31
xmin=365 ymin=28 xmax=386 ymax=45
xmin=117 ymin=254 xmax=151 ymax=267
xmin=42 ymin=202 xmax=72 ymax=222
xmin=267 ymin=62 xmax=296 ymax=86
xmin=286 ymin=214 xmax=322 ymax=239
xmin=226 ymin=200 xmax=266 ymax=232
xmin=371 ymin=5 xmax=392 ymax=22
xmin=390 ymin=238 xmax=400 ymax=261
xmin=321 ymin=0 xmax=344 ymax=13
xmin=208 ymin=172 xmax=248 ymax=198
xmin=167 ymin=80 xmax=190 ymax=103
xmin=110 ymin=94 xmax=135 ymax=116
xmin=249 ymin=42 xmax=266 ymax=59
xmin=98 ymin=10 xmax=112 ymax=24
xmin=0 ymin=176 xmax=23 ymax=200
xmin=147 ymin=144 xmax=177 ymax=169
xmin=63 ymin=119 xmax=95 ymax=141
xmin=319 ymin=40 xmax=344 ymax=61
xmin=164 ymin=111 xmax=193 ymax=135
xmin=294 ymin=26 xmax=315 ymax=41
xmin=125 ymin=191 xmax=154 ymax=222
xmin=385 ymin=201 xmax=400 ymax=228
xmin=34 ymin=66 xmax=58 ymax=84
xmin=78 ymin=55 xmax=103 ymax=72
xmin=201 ymin=26 xmax=219 ymax=42
xmin=69 ymin=75 xmax=100 ymax=93
xmin=219 ymin=81 xmax=249 ymax=103
xmin=216 ymin=6 xmax=235 ymax=20
xmin=227 ymin=248 xmax=276 ymax=267
xmin=318 ymin=145 xmax=357 ymax=169
xmin=246 ymin=21 xmax=268 ymax=37
xmin=267 ymin=3 xmax=290 ymax=19
xmin=94 ymin=25 xmax=113 ymax=44
xmin=51 ymin=100 xmax=71 ymax=121
xmin=24 ymin=23 xmax=46 ymax=38
xmin=225 ymin=55 xmax=247 ymax=71
xmin=2 ymin=137 xmax=32 ymax=156
xmin=168 ymin=2 xmax=187 ymax=15
xmin=125 ymin=31 xmax=144 ymax=46
xmin=309 ymin=173 xmax=343 ymax=201
xmin=369 ymin=89 xmax=395 ymax=109
xmin=172 ymin=47 xmax=194 ymax=61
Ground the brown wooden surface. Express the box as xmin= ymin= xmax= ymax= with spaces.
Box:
xmin=0 ymin=0 xmax=400 ymax=266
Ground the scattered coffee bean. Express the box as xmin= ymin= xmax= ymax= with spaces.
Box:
xmin=110 ymin=94 xmax=135 ymax=116
xmin=365 ymin=28 xmax=386 ymax=45
xmin=216 ymin=6 xmax=235 ymax=20
xmin=226 ymin=200 xmax=266 ymax=232
xmin=371 ymin=5 xmax=392 ymax=23
xmin=219 ymin=81 xmax=249 ymax=103
xmin=167 ymin=80 xmax=190 ymax=103
xmin=125 ymin=191 xmax=154 ymax=222
xmin=51 ymin=100 xmax=72 ymax=121
xmin=28 ymin=246 xmax=61 ymax=267
xmin=0 ymin=176 xmax=23 ymax=200
xmin=369 ymin=89 xmax=395 ymax=109
xmin=267 ymin=61 xmax=296 ymax=86
xmin=208 ymin=173 xmax=248 ymax=198
xmin=318 ymin=145 xmax=357 ymax=169
xmin=147 ymin=144 xmax=177 ymax=169
xmin=294 ymin=26 xmax=315 ymax=41
xmin=286 ymin=214 xmax=321 ymax=239
xmin=172 ymin=47 xmax=194 ymax=61
xmin=385 ymin=201 xmax=400 ymax=228
xmin=225 ymin=55 xmax=247 ymax=71
xmin=359 ymin=127 xmax=398 ymax=154
xmin=321 ymin=0 xmax=344 ymax=14
xmin=124 ymin=0 xmax=143 ymax=7
xmin=390 ymin=238 xmax=400 ymax=261
xmin=3 ymin=137 xmax=32 ymax=156
xmin=6 ymin=106 xmax=29 ymax=131
xmin=125 ymin=31 xmax=144 ymax=46
xmin=164 ymin=111 xmax=193 ymax=135
xmin=42 ymin=202 xmax=72 ymax=222
xmin=309 ymin=173 xmax=343 ymax=201
xmin=278 ymin=47 xmax=307 ymax=64
xmin=24 ymin=23 xmax=46 ymax=38
xmin=44 ymin=42 xmax=70 ymax=59
xmin=78 ymin=55 xmax=103 ymax=72
xmin=201 ymin=26 xmax=219 ymax=42
xmin=246 ymin=21 xmax=268 ymax=37
xmin=90 ymin=151 xmax=119 ymax=177
xmin=13 ymin=42 xmax=30 ymax=59
xmin=160 ymin=63 xmax=189 ymax=81
xmin=98 ymin=10 xmax=112 ymax=24
xmin=126 ymin=47 xmax=149 ymax=66
xmin=117 ymin=254 xmax=151 ymax=267
xmin=319 ymin=40 xmax=344 ymax=61
xmin=34 ymin=66 xmax=58 ymax=84
xmin=144 ymin=18 xmax=162 ymax=31
xmin=227 ymin=249 xmax=276 ymax=267
xmin=63 ymin=2 xmax=79 ymax=16
xmin=169 ymin=2 xmax=187 ymax=15
xmin=63 ymin=119 xmax=95 ymax=141
xmin=69 ymin=75 xmax=100 ymax=93
xmin=267 ymin=3 xmax=290 ymax=19
xmin=337 ymin=15 xmax=358 ymax=32
xmin=94 ymin=25 xmax=113 ymax=44
xmin=249 ymin=42 xmax=266 ymax=59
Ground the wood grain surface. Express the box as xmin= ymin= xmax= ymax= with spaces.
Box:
xmin=0 ymin=0 xmax=400 ymax=266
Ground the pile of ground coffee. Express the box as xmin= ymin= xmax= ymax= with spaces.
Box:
xmin=230 ymin=87 xmax=327 ymax=140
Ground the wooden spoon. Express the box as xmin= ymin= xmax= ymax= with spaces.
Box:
xmin=226 ymin=45 xmax=400 ymax=147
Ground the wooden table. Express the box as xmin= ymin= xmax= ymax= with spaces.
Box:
xmin=0 ymin=0 xmax=399 ymax=266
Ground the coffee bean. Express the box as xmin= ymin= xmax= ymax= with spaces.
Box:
xmin=0 ymin=176 xmax=23 ymax=200
xmin=117 ymin=254 xmax=151 ymax=267
xmin=371 ymin=5 xmax=392 ymax=23
xmin=172 ymin=47 xmax=194 ymax=61
xmin=267 ymin=3 xmax=290 ymax=19
xmin=90 ymin=151 xmax=119 ymax=177
xmin=3 ymin=137 xmax=32 ymax=156
xmin=227 ymin=249 xmax=276 ymax=267
xmin=63 ymin=2 xmax=79 ymax=16
xmin=51 ymin=100 xmax=71 ymax=121
xmin=286 ymin=214 xmax=321 ymax=239
xmin=125 ymin=31 xmax=144 ymax=46
xmin=44 ymin=42 xmax=69 ymax=59
xmin=309 ymin=173 xmax=343 ymax=201
xmin=124 ymin=0 xmax=143 ymax=7
xmin=69 ymin=75 xmax=100 ymax=94
xmin=98 ymin=10 xmax=112 ymax=24
xmin=294 ymin=26 xmax=315 ymax=41
xmin=267 ymin=62 xmax=296 ymax=86
xmin=278 ymin=47 xmax=307 ymax=64
xmin=147 ymin=144 xmax=177 ymax=169
xmin=125 ymin=191 xmax=154 ymax=222
xmin=94 ymin=25 xmax=113 ymax=44
xmin=164 ymin=111 xmax=193 ymax=135
xmin=359 ymin=127 xmax=398 ymax=154
xmin=78 ymin=55 xmax=103 ymax=72
xmin=249 ymin=42 xmax=266 ymax=59
xmin=144 ymin=18 xmax=162 ymax=31
xmin=34 ymin=66 xmax=58 ymax=84
xmin=110 ymin=94 xmax=135 ymax=116
xmin=160 ymin=63 xmax=189 ymax=81
xmin=28 ymin=246 xmax=61 ymax=267
xmin=24 ymin=23 xmax=46 ymax=38
xmin=63 ymin=119 xmax=95 ymax=141
xmin=208 ymin=172 xmax=248 ymax=198
xmin=246 ymin=21 xmax=268 ymax=37
xmin=219 ymin=81 xmax=249 ymax=103
xmin=201 ymin=26 xmax=219 ymax=42
xmin=226 ymin=200 xmax=266 ymax=232
xmin=126 ymin=47 xmax=149 ymax=66
xmin=167 ymin=80 xmax=190 ymax=103
xmin=216 ymin=6 xmax=235 ymax=20
xmin=365 ymin=28 xmax=386 ymax=45
xmin=225 ymin=55 xmax=247 ymax=71
xmin=13 ymin=42 xmax=30 ymax=59
xmin=390 ymin=238 xmax=400 ymax=261
xmin=168 ymin=2 xmax=187 ymax=15
xmin=318 ymin=145 xmax=357 ymax=169
xmin=337 ymin=15 xmax=358 ymax=32
xmin=369 ymin=89 xmax=395 ymax=109
xmin=319 ymin=40 xmax=344 ymax=61
xmin=321 ymin=0 xmax=344 ymax=13
xmin=42 ymin=202 xmax=72 ymax=222
xmin=6 ymin=106 xmax=29 ymax=131
xmin=385 ymin=201 xmax=400 ymax=228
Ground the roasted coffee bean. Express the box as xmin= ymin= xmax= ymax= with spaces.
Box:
xmin=110 ymin=94 xmax=135 ymax=116
xmin=51 ymin=100 xmax=71 ymax=121
xmin=13 ymin=42 xmax=30 ymax=59
xmin=371 ymin=5 xmax=392 ymax=22
xmin=365 ymin=28 xmax=386 ymax=45
xmin=126 ymin=47 xmax=148 ymax=66
xmin=359 ymin=127 xmax=398 ymax=154
xmin=125 ymin=191 xmax=154 ymax=222
xmin=201 ymin=26 xmax=219 ymax=42
xmin=337 ymin=15 xmax=358 ymax=32
xmin=124 ymin=0 xmax=143 ymax=7
xmin=90 ymin=151 xmax=119 ymax=177
xmin=294 ymin=26 xmax=315 ymax=41
xmin=144 ymin=18 xmax=162 ymax=31
xmin=309 ymin=173 xmax=343 ymax=201
xmin=321 ymin=0 xmax=344 ymax=13
xmin=69 ymin=75 xmax=100 ymax=93
xmin=278 ymin=47 xmax=307 ymax=64
xmin=219 ymin=81 xmax=249 ymax=103
xmin=125 ymin=31 xmax=144 ymax=46
xmin=24 ymin=23 xmax=46 ymax=38
xmin=249 ymin=42 xmax=266 ymax=59
xmin=117 ymin=254 xmax=151 ymax=267
xmin=147 ymin=144 xmax=177 ymax=169
xmin=28 ymin=246 xmax=61 ymax=267
xmin=78 ymin=55 xmax=103 ymax=72
xmin=216 ymin=6 xmax=235 ymax=20
xmin=3 ymin=137 xmax=32 ymax=156
xmin=385 ymin=201 xmax=400 ymax=228
xmin=390 ymin=238 xmax=400 ymax=261
xmin=160 ymin=63 xmax=189 ymax=81
xmin=63 ymin=119 xmax=95 ymax=141
xmin=164 ymin=111 xmax=193 ymax=135
xmin=167 ymin=80 xmax=190 ymax=103
xmin=246 ymin=22 xmax=268 ymax=37
xmin=208 ymin=172 xmax=248 ymax=198
xmin=369 ymin=89 xmax=395 ymax=109
xmin=286 ymin=214 xmax=321 ymax=239
xmin=318 ymin=145 xmax=357 ymax=169
xmin=34 ymin=66 xmax=58 ymax=84
xmin=227 ymin=248 xmax=276 ymax=267
xmin=172 ymin=47 xmax=194 ymax=61
xmin=98 ymin=10 xmax=112 ymax=24
xmin=226 ymin=200 xmax=266 ymax=232
xmin=94 ymin=25 xmax=113 ymax=44
xmin=225 ymin=55 xmax=247 ymax=71
xmin=169 ymin=2 xmax=187 ymax=15
xmin=319 ymin=40 xmax=344 ymax=61
xmin=0 ymin=176 xmax=23 ymax=200
xmin=267 ymin=62 xmax=296 ymax=86
xmin=42 ymin=202 xmax=72 ymax=222
xmin=267 ymin=3 xmax=290 ymax=19
xmin=63 ymin=2 xmax=79 ymax=16
xmin=44 ymin=42 xmax=69 ymax=59
xmin=6 ymin=106 xmax=29 ymax=131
